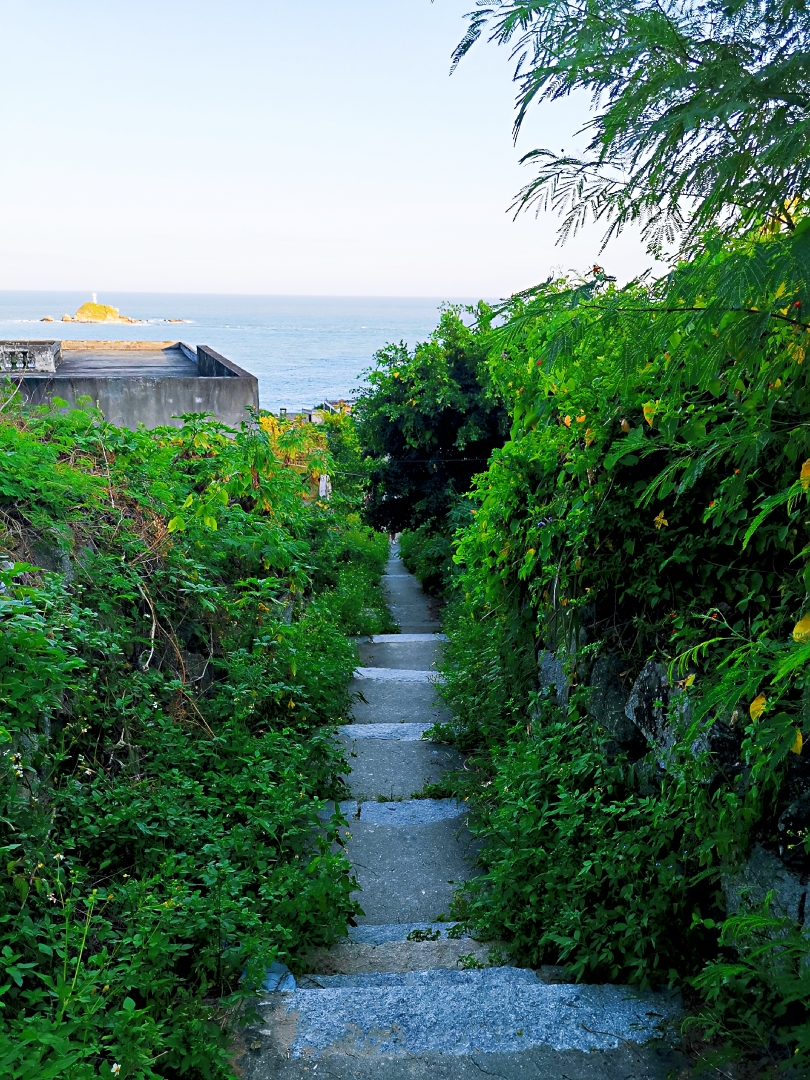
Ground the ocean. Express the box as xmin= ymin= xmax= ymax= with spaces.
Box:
xmin=0 ymin=292 xmax=480 ymax=412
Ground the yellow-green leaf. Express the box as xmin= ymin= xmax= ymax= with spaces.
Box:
xmin=182 ymin=493 xmax=194 ymax=509
xmin=167 ymin=516 xmax=185 ymax=533
xmin=203 ymin=515 xmax=218 ymax=530
xmin=791 ymin=729 xmax=803 ymax=754
xmin=792 ymin=614 xmax=810 ymax=642
xmin=801 ymin=459 xmax=810 ymax=491
xmin=750 ymin=694 xmax=767 ymax=720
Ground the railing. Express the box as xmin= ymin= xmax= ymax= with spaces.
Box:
xmin=0 ymin=341 xmax=60 ymax=373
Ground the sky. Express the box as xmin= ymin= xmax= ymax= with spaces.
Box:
xmin=0 ymin=1 xmax=658 ymax=297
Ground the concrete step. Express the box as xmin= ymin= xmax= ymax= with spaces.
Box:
xmin=236 ymin=552 xmax=690 ymax=1078
xmin=357 ymin=639 xmax=443 ymax=670
xmin=338 ymin=735 xmax=463 ymax=800
xmin=356 ymin=634 xmax=448 ymax=643
xmin=382 ymin=568 xmax=441 ymax=634
xmin=347 ymin=814 xmax=474 ymax=924
xmin=349 ymin=678 xmax=452 ymax=726
xmin=319 ymin=799 xmax=468 ymax=825
xmin=298 ymin=965 xmax=537 ymax=989
xmin=348 ymin=922 xmax=465 ymax=943
xmin=357 ymin=799 xmax=465 ymax=825
xmin=237 ymin=1044 xmax=687 ymax=1080
xmin=299 ymin=937 xmax=495 ymax=979
xmin=249 ymin=968 xmax=682 ymax=1061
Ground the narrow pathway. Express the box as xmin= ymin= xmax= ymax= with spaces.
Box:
xmin=238 ymin=544 xmax=687 ymax=1079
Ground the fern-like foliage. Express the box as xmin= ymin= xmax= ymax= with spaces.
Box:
xmin=453 ymin=0 xmax=810 ymax=252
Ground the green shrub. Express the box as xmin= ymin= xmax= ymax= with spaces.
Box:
xmin=0 ymin=401 xmax=386 ymax=1078
xmin=378 ymin=232 xmax=810 ymax=1069
xmin=355 ymin=305 xmax=507 ymax=535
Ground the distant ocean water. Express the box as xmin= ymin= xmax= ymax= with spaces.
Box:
xmin=0 ymin=292 xmax=481 ymax=411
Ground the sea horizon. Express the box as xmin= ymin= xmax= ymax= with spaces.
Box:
xmin=0 ymin=291 xmax=489 ymax=412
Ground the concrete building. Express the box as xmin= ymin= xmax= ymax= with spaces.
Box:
xmin=2 ymin=340 xmax=259 ymax=430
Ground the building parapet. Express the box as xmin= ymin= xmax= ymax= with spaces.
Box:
xmin=3 ymin=340 xmax=259 ymax=431
xmin=0 ymin=340 xmax=61 ymax=373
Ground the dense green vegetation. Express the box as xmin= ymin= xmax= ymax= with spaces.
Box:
xmin=0 ymin=401 xmax=386 ymax=1079
xmin=353 ymin=1 xmax=810 ymax=1070
xmin=436 ymin=246 xmax=810 ymax=1067
xmin=364 ymin=242 xmax=810 ymax=1073
xmin=355 ymin=306 xmax=507 ymax=537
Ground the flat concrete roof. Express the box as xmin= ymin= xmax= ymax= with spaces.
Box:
xmin=56 ymin=341 xmax=198 ymax=379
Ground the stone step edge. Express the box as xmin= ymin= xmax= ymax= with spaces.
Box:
xmin=354 ymin=666 xmax=444 ymax=682
xmin=348 ymin=921 xmax=465 ymax=943
xmin=298 ymin=941 xmax=502 ymax=984
xmin=318 ymin=797 xmax=465 ymax=825
xmin=354 ymin=633 xmax=448 ymax=643
xmin=337 ymin=721 xmax=433 ymax=740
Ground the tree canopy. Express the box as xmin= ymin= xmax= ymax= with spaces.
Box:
xmin=355 ymin=305 xmax=507 ymax=535
xmin=453 ymin=0 xmax=810 ymax=252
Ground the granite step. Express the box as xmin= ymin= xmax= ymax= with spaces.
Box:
xmin=249 ymin=968 xmax=682 ymax=1061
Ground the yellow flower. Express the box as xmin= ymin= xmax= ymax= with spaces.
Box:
xmin=790 ymin=729 xmax=803 ymax=755
xmin=792 ymin=614 xmax=810 ymax=642
xmin=750 ymin=694 xmax=767 ymax=721
xmin=653 ymin=511 xmax=668 ymax=530
xmin=576 ymin=413 xmax=586 ymax=423
xmin=563 ymin=415 xmax=572 ymax=428
xmin=801 ymin=459 xmax=810 ymax=491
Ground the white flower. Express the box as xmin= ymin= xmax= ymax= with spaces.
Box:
xmin=111 ymin=1065 xmax=121 ymax=1076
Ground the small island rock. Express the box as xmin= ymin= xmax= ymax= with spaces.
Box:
xmin=73 ymin=301 xmax=143 ymax=325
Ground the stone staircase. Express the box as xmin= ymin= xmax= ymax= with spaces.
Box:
xmin=235 ymin=545 xmax=686 ymax=1079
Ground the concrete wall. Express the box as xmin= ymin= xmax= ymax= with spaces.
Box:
xmin=195 ymin=344 xmax=256 ymax=380
xmin=15 ymin=372 xmax=259 ymax=431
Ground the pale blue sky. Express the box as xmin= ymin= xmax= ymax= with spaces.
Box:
xmin=0 ymin=1 xmax=656 ymax=296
